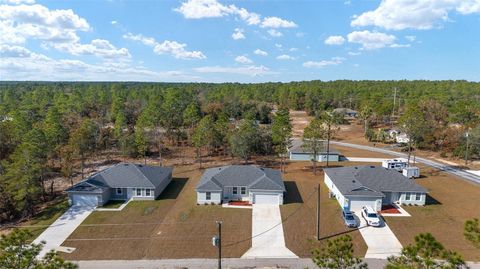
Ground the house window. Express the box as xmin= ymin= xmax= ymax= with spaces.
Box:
xmin=146 ymin=189 xmax=151 ymax=196
xmin=206 ymin=192 xmax=211 ymax=200
xmin=415 ymin=193 xmax=422 ymax=201
xmin=116 ymin=188 xmax=122 ymax=195
xmin=405 ymin=193 xmax=411 ymax=200
xmin=241 ymin=187 xmax=246 ymax=195
xmin=136 ymin=188 xmax=142 ymax=196
xmin=233 ymin=187 xmax=238 ymax=194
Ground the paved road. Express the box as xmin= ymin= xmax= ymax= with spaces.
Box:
xmin=74 ymin=258 xmax=480 ymax=269
xmin=33 ymin=206 xmax=94 ymax=258
xmin=354 ymin=210 xmax=402 ymax=259
xmin=242 ymin=205 xmax=297 ymax=258
xmin=332 ymin=141 xmax=480 ymax=185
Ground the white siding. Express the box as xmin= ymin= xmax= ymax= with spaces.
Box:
xmin=324 ymin=174 xmax=348 ymax=209
xmin=197 ymin=191 xmax=222 ymax=204
xmin=398 ymin=192 xmax=426 ymax=206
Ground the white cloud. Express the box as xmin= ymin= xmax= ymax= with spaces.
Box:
xmin=275 ymin=43 xmax=282 ymax=48
xmin=267 ymin=29 xmax=283 ymax=37
xmin=276 ymin=54 xmax=295 ymax=60
xmin=296 ymin=32 xmax=305 ymax=38
xmin=347 ymin=30 xmax=396 ymax=50
xmin=124 ymin=32 xmax=206 ymax=59
xmin=194 ymin=65 xmax=275 ymax=76
xmin=0 ymin=45 xmax=195 ymax=81
xmin=232 ymin=28 xmax=245 ymax=40
xmin=253 ymin=49 xmax=268 ymax=56
xmin=235 ymin=55 xmax=253 ymax=64
xmin=405 ymin=35 xmax=416 ymax=42
xmin=111 ymin=20 xmax=117 ymax=25
xmin=52 ymin=39 xmax=131 ymax=58
xmin=324 ymin=35 xmax=346 ymax=45
xmin=123 ymin=33 xmax=156 ymax=46
xmin=154 ymin=41 xmax=206 ymax=59
xmin=351 ymin=0 xmax=480 ymax=31
xmin=0 ymin=0 xmax=35 ymax=4
xmin=390 ymin=43 xmax=411 ymax=48
xmin=174 ymin=0 xmax=234 ymax=19
xmin=0 ymin=2 xmax=130 ymax=59
xmin=303 ymin=57 xmax=345 ymax=68
xmin=0 ymin=3 xmax=90 ymax=45
xmin=260 ymin=16 xmax=297 ymax=28
xmin=289 ymin=47 xmax=298 ymax=52
xmin=174 ymin=0 xmax=296 ymax=28
xmin=348 ymin=51 xmax=361 ymax=56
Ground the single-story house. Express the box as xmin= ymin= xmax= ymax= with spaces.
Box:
xmin=324 ymin=166 xmax=427 ymax=211
xmin=196 ymin=165 xmax=286 ymax=205
xmin=66 ymin=163 xmax=173 ymax=207
xmin=288 ymin=139 xmax=340 ymax=162
xmin=333 ymin=108 xmax=358 ymax=118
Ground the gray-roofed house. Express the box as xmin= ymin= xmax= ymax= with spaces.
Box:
xmin=196 ymin=165 xmax=286 ymax=205
xmin=65 ymin=163 xmax=173 ymax=207
xmin=324 ymin=166 xmax=427 ymax=211
xmin=288 ymin=139 xmax=340 ymax=162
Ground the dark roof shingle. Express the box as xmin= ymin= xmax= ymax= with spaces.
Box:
xmin=324 ymin=166 xmax=427 ymax=197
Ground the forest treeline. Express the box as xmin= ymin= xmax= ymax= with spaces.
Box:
xmin=0 ymin=80 xmax=479 ymax=222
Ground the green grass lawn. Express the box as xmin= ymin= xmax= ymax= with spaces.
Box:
xmin=97 ymin=200 xmax=126 ymax=209
xmin=23 ymin=198 xmax=70 ymax=241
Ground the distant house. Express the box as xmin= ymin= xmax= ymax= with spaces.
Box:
xmin=387 ymin=129 xmax=410 ymax=144
xmin=195 ymin=165 xmax=286 ymax=205
xmin=333 ymin=108 xmax=358 ymax=118
xmin=288 ymin=139 xmax=340 ymax=162
xmin=66 ymin=163 xmax=173 ymax=207
xmin=324 ymin=166 xmax=427 ymax=211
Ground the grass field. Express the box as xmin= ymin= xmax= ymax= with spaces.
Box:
xmin=61 ymin=165 xmax=252 ymax=260
xmin=385 ymin=164 xmax=480 ymax=261
xmin=280 ymin=161 xmax=368 ymax=258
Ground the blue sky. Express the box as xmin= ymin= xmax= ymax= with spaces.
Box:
xmin=1 ymin=0 xmax=480 ymax=82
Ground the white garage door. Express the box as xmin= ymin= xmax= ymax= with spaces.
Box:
xmin=349 ymin=198 xmax=378 ymax=211
xmin=253 ymin=193 xmax=280 ymax=205
xmin=71 ymin=194 xmax=98 ymax=207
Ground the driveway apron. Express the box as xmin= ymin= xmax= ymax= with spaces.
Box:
xmin=354 ymin=210 xmax=403 ymax=259
xmin=33 ymin=206 xmax=94 ymax=258
xmin=242 ymin=204 xmax=297 ymax=259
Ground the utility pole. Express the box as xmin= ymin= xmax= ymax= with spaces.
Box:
xmin=316 ymin=183 xmax=320 ymax=240
xmin=465 ymin=131 xmax=470 ymax=166
xmin=326 ymin=124 xmax=331 ymax=168
xmin=391 ymin=87 xmax=397 ymax=127
xmin=216 ymin=221 xmax=222 ymax=269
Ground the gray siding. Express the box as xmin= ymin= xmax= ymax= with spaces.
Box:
xmin=290 ymin=152 xmax=339 ymax=162
xmin=110 ymin=188 xmax=127 ymax=200
xmin=398 ymin=192 xmax=426 ymax=206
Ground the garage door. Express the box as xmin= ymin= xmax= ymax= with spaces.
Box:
xmin=253 ymin=193 xmax=280 ymax=205
xmin=349 ymin=198 xmax=378 ymax=211
xmin=71 ymin=194 xmax=98 ymax=207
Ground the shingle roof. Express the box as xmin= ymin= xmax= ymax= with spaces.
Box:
xmin=288 ymin=139 xmax=339 ymax=155
xmin=324 ymin=166 xmax=427 ymax=198
xmin=66 ymin=163 xmax=173 ymax=191
xmin=196 ymin=165 xmax=286 ymax=192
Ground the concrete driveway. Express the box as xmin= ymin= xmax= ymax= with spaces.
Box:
xmin=354 ymin=210 xmax=402 ymax=259
xmin=242 ymin=204 xmax=297 ymax=259
xmin=33 ymin=206 xmax=94 ymax=258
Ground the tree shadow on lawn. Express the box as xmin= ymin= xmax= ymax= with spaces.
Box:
xmin=157 ymin=178 xmax=188 ymax=200
xmin=283 ymin=181 xmax=304 ymax=204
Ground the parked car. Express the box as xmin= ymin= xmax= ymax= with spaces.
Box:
xmin=361 ymin=206 xmax=381 ymax=227
xmin=342 ymin=210 xmax=358 ymax=228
